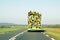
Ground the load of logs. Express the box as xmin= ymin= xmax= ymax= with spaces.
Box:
xmin=28 ymin=11 xmax=41 ymax=28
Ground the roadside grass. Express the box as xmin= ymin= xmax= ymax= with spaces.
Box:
xmin=44 ymin=28 xmax=60 ymax=40
xmin=0 ymin=26 xmax=27 ymax=34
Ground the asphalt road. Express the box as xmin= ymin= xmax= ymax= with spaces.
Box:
xmin=16 ymin=31 xmax=51 ymax=40
xmin=0 ymin=30 xmax=52 ymax=40
xmin=0 ymin=30 xmax=25 ymax=40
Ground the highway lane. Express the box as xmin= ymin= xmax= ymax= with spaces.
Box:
xmin=0 ymin=30 xmax=52 ymax=40
xmin=0 ymin=30 xmax=25 ymax=40
xmin=16 ymin=32 xmax=52 ymax=40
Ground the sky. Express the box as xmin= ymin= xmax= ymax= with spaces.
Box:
xmin=0 ymin=0 xmax=60 ymax=25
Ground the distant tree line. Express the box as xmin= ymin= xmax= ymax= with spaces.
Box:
xmin=0 ymin=25 xmax=11 ymax=28
xmin=42 ymin=24 xmax=60 ymax=28
xmin=0 ymin=25 xmax=27 ymax=28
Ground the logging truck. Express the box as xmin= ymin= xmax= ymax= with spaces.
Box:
xmin=28 ymin=11 xmax=44 ymax=32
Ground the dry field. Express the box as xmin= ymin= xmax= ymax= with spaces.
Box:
xmin=44 ymin=28 xmax=60 ymax=40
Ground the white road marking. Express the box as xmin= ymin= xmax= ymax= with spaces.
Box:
xmin=43 ymin=33 xmax=55 ymax=40
xmin=9 ymin=30 xmax=27 ymax=40
xmin=51 ymin=38 xmax=55 ymax=40
xmin=46 ymin=35 xmax=49 ymax=37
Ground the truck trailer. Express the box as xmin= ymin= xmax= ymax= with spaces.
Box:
xmin=28 ymin=11 xmax=45 ymax=32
